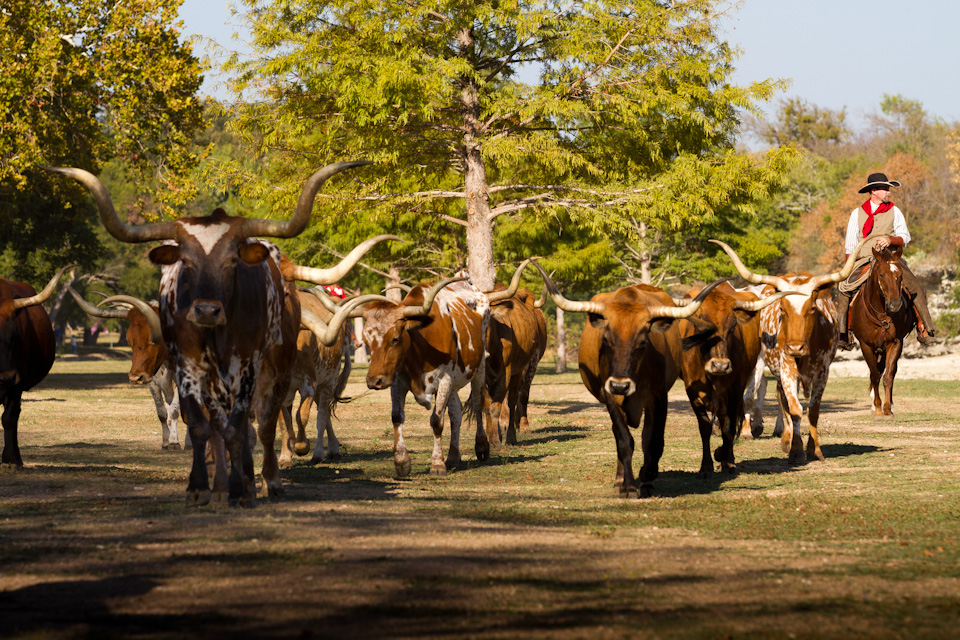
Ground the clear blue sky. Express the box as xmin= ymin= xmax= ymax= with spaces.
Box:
xmin=179 ymin=0 xmax=960 ymax=125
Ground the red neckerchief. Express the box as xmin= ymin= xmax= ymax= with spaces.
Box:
xmin=862 ymin=200 xmax=894 ymax=237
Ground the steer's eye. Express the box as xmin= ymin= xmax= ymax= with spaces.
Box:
xmin=391 ymin=335 xmax=401 ymax=345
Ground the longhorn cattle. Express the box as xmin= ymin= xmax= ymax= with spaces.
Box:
xmin=325 ymin=274 xmax=493 ymax=477
xmin=532 ymin=262 xmax=724 ymax=498
xmin=712 ymin=239 xmax=866 ymax=464
xmin=280 ymin=288 xmax=353 ymax=464
xmin=678 ymin=281 xmax=794 ymax=477
xmin=47 ymin=162 xmax=369 ymax=506
xmin=485 ymin=278 xmax=547 ymax=446
xmin=1 ymin=266 xmax=73 ymax=469
xmin=68 ymin=288 xmax=187 ymax=450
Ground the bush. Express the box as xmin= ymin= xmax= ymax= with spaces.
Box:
xmin=937 ymin=312 xmax=960 ymax=339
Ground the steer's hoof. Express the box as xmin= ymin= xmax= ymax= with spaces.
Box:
xmin=618 ymin=485 xmax=638 ymax=499
xmin=265 ymin=483 xmax=284 ymax=498
xmin=639 ymin=484 xmax=654 ymax=499
xmin=185 ymin=489 xmax=211 ymax=507
xmin=788 ymin=450 xmax=806 ymax=466
xmin=430 ymin=463 xmax=447 ymax=477
xmin=309 ymin=455 xmax=324 ymax=466
xmin=294 ymin=440 xmax=311 ymax=456
xmin=326 ymin=452 xmax=342 ymax=462
xmin=475 ymin=440 xmax=490 ymax=462
xmin=163 ymin=442 xmax=181 ymax=451
xmin=210 ymin=491 xmax=227 ymax=504
xmin=723 ymin=464 xmax=739 ymax=478
xmin=698 ymin=466 xmax=714 ymax=480
xmin=2 ymin=462 xmax=24 ymax=471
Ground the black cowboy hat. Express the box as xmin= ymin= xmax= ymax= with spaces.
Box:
xmin=858 ymin=172 xmax=901 ymax=194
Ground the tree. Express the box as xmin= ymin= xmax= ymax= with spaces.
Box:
xmin=0 ymin=0 xmax=205 ymax=283
xmin=223 ymin=0 xmax=793 ymax=291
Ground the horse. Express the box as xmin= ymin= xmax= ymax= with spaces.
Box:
xmin=849 ymin=246 xmax=916 ymax=418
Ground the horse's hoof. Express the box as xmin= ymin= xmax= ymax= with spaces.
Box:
xmin=309 ymin=455 xmax=323 ymax=466
xmin=639 ymin=484 xmax=654 ymax=499
xmin=326 ymin=452 xmax=342 ymax=462
xmin=395 ymin=458 xmax=412 ymax=478
xmin=618 ymin=485 xmax=638 ymax=499
xmin=788 ymin=451 xmax=806 ymax=466
xmin=724 ymin=464 xmax=739 ymax=478
xmin=430 ymin=464 xmax=447 ymax=477
xmin=294 ymin=441 xmax=310 ymax=456
xmin=698 ymin=467 xmax=714 ymax=480
xmin=210 ymin=491 xmax=227 ymax=504
xmin=740 ymin=431 xmax=754 ymax=441
xmin=163 ymin=443 xmax=181 ymax=451
xmin=278 ymin=456 xmax=294 ymax=470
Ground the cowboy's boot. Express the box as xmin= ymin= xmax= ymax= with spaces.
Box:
xmin=835 ymin=293 xmax=855 ymax=351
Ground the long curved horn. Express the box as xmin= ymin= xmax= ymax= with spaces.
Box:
xmin=98 ymin=295 xmax=163 ymax=344
xmin=808 ymin=238 xmax=870 ymax=289
xmin=647 ymin=278 xmax=730 ymax=319
xmin=43 ymin=167 xmax=177 ymax=243
xmin=13 ymin=264 xmax=75 ymax=310
xmin=243 ymin=161 xmax=372 ymax=239
xmin=733 ymin=290 xmax=802 ymax=312
xmin=486 ymin=257 xmax=538 ymax=303
xmin=534 ymin=287 xmax=548 ymax=309
xmin=301 ymin=287 xmax=340 ymax=314
xmin=709 ymin=239 xmax=790 ymax=290
xmin=383 ymin=283 xmax=412 ymax=294
xmin=529 ymin=260 xmax=604 ymax=315
xmin=300 ymin=294 xmax=392 ymax=346
xmin=68 ymin=287 xmax=127 ymax=319
xmin=402 ymin=276 xmax=468 ymax=317
xmin=286 ymin=234 xmax=403 ymax=284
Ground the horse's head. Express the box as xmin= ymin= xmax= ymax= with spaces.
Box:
xmin=872 ymin=246 xmax=906 ymax=313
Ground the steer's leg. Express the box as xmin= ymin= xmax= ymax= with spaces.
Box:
xmin=687 ymin=391 xmax=715 ymax=479
xmin=517 ymin=356 xmax=539 ymax=433
xmin=470 ymin=362 xmax=492 ymax=462
xmin=1 ymin=390 xmax=24 ymax=470
xmin=179 ymin=389 xmax=212 ymax=507
xmin=742 ymin=359 xmax=766 ymax=439
xmin=504 ymin=372 xmax=522 ymax=446
xmin=606 ymin=398 xmax=637 ymax=498
xmin=391 ymin=377 xmax=412 ymax=477
xmin=805 ymin=365 xmax=833 ymax=462
xmin=445 ymin=393 xmax=464 ymax=471
xmin=429 ymin=376 xmax=453 ymax=476
xmin=638 ymin=394 xmax=668 ymax=498
xmin=150 ymin=380 xmax=173 ymax=450
xmin=775 ymin=362 xmax=805 ymax=464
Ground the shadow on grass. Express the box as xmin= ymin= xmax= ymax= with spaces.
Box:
xmin=36 ymin=372 xmax=130 ymax=390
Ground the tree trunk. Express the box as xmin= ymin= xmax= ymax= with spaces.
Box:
xmin=458 ymin=25 xmax=496 ymax=292
xmin=639 ymin=221 xmax=652 ymax=285
xmin=46 ymin=269 xmax=77 ymax=325
xmin=555 ymin=307 xmax=567 ymax=374
xmin=353 ymin=317 xmax=367 ymax=364
xmin=385 ymin=267 xmax=403 ymax=303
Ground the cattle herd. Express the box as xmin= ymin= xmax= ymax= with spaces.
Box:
xmin=0 ymin=163 xmax=880 ymax=505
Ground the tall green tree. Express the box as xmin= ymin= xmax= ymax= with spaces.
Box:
xmin=224 ymin=0 xmax=794 ymax=290
xmin=0 ymin=0 xmax=205 ymax=282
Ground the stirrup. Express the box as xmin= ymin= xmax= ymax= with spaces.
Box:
xmin=917 ymin=330 xmax=942 ymax=346
xmin=837 ymin=334 xmax=856 ymax=351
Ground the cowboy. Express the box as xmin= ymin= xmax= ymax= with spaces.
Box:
xmin=836 ymin=172 xmax=939 ymax=350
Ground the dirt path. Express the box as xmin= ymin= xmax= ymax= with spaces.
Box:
xmin=831 ymin=349 xmax=960 ymax=380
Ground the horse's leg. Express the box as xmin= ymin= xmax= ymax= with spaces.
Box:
xmin=860 ymin=344 xmax=884 ymax=417
xmin=881 ymin=340 xmax=903 ymax=417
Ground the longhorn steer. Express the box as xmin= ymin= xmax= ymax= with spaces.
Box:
xmin=47 ymin=162 xmax=368 ymax=506
xmin=280 ymin=288 xmax=353 ymax=464
xmin=678 ymin=281 xmax=794 ymax=477
xmin=485 ymin=279 xmax=547 ymax=446
xmin=340 ymin=275 xmax=493 ymax=477
xmin=712 ymin=239 xmax=865 ymax=464
xmin=68 ymin=288 xmax=187 ymax=450
xmin=1 ymin=266 xmax=73 ymax=469
xmin=532 ymin=262 xmax=724 ymax=498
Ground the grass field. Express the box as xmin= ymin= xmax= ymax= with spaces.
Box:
xmin=2 ymin=349 xmax=959 ymax=639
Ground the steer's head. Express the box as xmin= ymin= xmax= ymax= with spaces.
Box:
xmin=352 ymin=276 xmax=466 ymax=390
xmin=148 ymin=212 xmax=269 ymax=329
xmin=127 ymin=303 xmax=168 ymax=384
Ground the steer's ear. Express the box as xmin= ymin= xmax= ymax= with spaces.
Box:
xmin=588 ymin=312 xmax=606 ymax=330
xmin=149 ymin=245 xmax=180 ymax=265
xmin=650 ymin=318 xmax=674 ymax=334
xmin=239 ymin=242 xmax=270 ymax=265
xmin=734 ymin=309 xmax=754 ymax=324
xmin=403 ymin=315 xmax=434 ymax=332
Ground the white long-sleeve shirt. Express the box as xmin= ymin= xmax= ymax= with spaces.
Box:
xmin=844 ymin=205 xmax=911 ymax=255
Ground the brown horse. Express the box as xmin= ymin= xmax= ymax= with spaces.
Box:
xmin=849 ymin=247 xmax=916 ymax=418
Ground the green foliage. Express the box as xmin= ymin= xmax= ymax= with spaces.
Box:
xmin=0 ymin=0 xmax=205 ymax=283
xmin=221 ymin=0 xmax=795 ymax=288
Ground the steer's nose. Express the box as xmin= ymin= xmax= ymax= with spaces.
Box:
xmin=367 ymin=374 xmax=389 ymax=390
xmin=785 ymin=342 xmax=807 ymax=357
xmin=188 ymin=300 xmax=226 ymax=327
xmin=706 ymin=358 xmax=732 ymax=375
xmin=129 ymin=371 xmax=151 ymax=385
xmin=604 ymin=377 xmax=636 ymax=397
